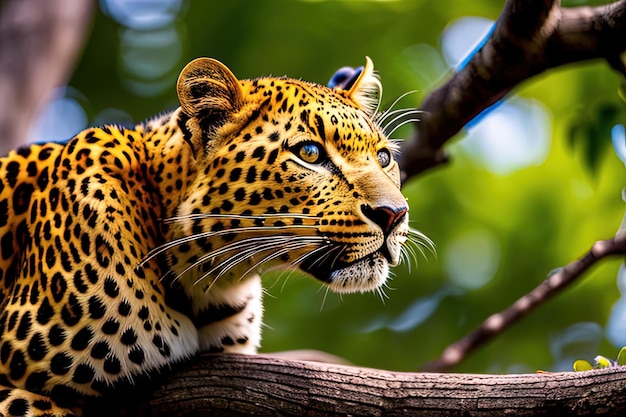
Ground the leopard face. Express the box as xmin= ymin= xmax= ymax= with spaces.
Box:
xmin=164 ymin=57 xmax=412 ymax=297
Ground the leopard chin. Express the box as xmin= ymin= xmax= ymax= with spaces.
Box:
xmin=301 ymin=251 xmax=390 ymax=294
xmin=327 ymin=252 xmax=390 ymax=293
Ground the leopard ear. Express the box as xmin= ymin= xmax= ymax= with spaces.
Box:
xmin=345 ymin=56 xmax=382 ymax=118
xmin=177 ymin=58 xmax=243 ymax=130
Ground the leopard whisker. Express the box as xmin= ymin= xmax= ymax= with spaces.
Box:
xmin=330 ymin=246 xmax=348 ymax=272
xmin=392 ymin=228 xmax=435 ymax=273
xmin=201 ymin=241 xmax=286 ymax=283
xmin=236 ymin=240 xmax=326 ymax=283
xmin=377 ymin=107 xmax=422 ymax=127
xmin=234 ymin=236 xmax=327 ymax=277
xmin=374 ymin=90 xmax=419 ymax=124
xmin=142 ymin=224 xmax=319 ymax=266
xmin=269 ymin=262 xmax=302 ymax=293
xmin=265 ymin=244 xmax=334 ymax=292
xmin=170 ymin=235 xmax=291 ymax=284
xmin=408 ymin=236 xmax=428 ymax=262
xmin=189 ymin=237 xmax=300 ymax=294
xmin=192 ymin=235 xmax=326 ymax=281
xmin=292 ymin=243 xmax=344 ymax=273
xmin=163 ymin=212 xmax=320 ymax=224
xmin=381 ymin=110 xmax=423 ymax=136
xmin=320 ymin=285 xmax=331 ymax=312
xmin=405 ymin=247 xmax=416 ymax=269
xmin=266 ymin=243 xmax=339 ymax=294
xmin=289 ymin=242 xmax=336 ymax=267
xmin=195 ymin=237 xmax=325 ymax=289
xmin=403 ymin=236 xmax=421 ymax=264
xmin=408 ymin=227 xmax=436 ymax=256
xmin=385 ymin=118 xmax=422 ymax=137
xmin=375 ymin=282 xmax=390 ymax=303
xmin=399 ymin=246 xmax=412 ymax=274
xmin=279 ymin=268 xmax=296 ymax=293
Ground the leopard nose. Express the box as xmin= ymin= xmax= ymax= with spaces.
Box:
xmin=361 ymin=204 xmax=407 ymax=236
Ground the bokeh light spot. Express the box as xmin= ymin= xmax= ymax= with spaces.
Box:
xmin=443 ymin=229 xmax=500 ymax=290
xmin=611 ymin=124 xmax=626 ymax=165
xmin=100 ymin=0 xmax=183 ymax=30
xmin=550 ymin=322 xmax=603 ymax=371
xmin=459 ymin=97 xmax=552 ymax=175
xmin=441 ymin=17 xmax=493 ymax=69
xmin=28 ymin=88 xmax=88 ymax=143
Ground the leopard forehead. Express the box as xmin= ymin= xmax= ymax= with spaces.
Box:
xmin=245 ymin=78 xmax=385 ymax=154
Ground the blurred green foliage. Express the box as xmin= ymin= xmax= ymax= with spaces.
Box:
xmin=66 ymin=0 xmax=625 ymax=373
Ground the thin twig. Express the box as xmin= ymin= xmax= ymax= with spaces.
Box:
xmin=423 ymin=234 xmax=626 ymax=372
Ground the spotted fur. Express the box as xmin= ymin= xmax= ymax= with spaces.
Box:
xmin=0 ymin=57 xmax=427 ymax=416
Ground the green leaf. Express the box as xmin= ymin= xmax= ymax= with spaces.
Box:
xmin=573 ymin=359 xmax=593 ymax=372
xmin=594 ymin=355 xmax=613 ymax=368
xmin=617 ymin=347 xmax=626 ymax=366
xmin=567 ymin=102 xmax=626 ymax=177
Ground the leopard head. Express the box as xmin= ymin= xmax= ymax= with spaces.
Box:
xmin=163 ymin=57 xmax=426 ymax=295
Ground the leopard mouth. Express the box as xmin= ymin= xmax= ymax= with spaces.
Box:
xmin=300 ymin=251 xmax=370 ymax=283
xmin=300 ymin=249 xmax=390 ymax=293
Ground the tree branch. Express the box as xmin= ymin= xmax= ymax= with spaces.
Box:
xmin=137 ymin=354 xmax=626 ymax=416
xmin=423 ymin=233 xmax=626 ymax=373
xmin=399 ymin=0 xmax=626 ymax=181
xmin=0 ymin=0 xmax=94 ymax=154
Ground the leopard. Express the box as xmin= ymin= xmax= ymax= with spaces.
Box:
xmin=0 ymin=56 xmax=430 ymax=416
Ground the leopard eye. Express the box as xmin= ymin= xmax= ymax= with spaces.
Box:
xmin=295 ymin=142 xmax=326 ymax=164
xmin=376 ymin=148 xmax=392 ymax=168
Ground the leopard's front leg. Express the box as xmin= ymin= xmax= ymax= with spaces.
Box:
xmin=192 ymin=274 xmax=263 ymax=354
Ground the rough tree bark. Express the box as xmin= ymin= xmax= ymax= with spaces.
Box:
xmin=142 ymin=354 xmax=626 ymax=417
xmin=1 ymin=0 xmax=626 ymax=416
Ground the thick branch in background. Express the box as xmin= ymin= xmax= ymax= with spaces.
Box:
xmin=0 ymin=0 xmax=94 ymax=155
xmin=399 ymin=0 xmax=626 ymax=181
